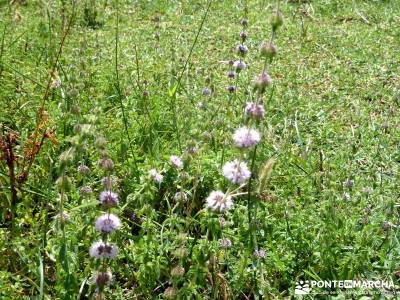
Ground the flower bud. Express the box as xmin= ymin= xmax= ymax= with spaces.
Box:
xmin=252 ymin=72 xmax=272 ymax=93
xmin=271 ymin=11 xmax=283 ymax=31
xmin=260 ymin=42 xmax=277 ymax=60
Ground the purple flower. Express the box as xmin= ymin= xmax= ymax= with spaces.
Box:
xmin=95 ymin=214 xmax=121 ymax=233
xmin=89 ymin=241 xmax=118 ymax=259
xmin=206 ymin=191 xmax=233 ymax=213
xmin=245 ymin=102 xmax=265 ymax=118
xmin=170 ymin=155 xmax=183 ymax=169
xmin=232 ymin=127 xmax=261 ymax=148
xmin=223 ymin=159 xmax=251 ymax=184
xmin=99 ymin=190 xmax=119 ymax=207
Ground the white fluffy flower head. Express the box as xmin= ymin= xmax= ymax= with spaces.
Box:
xmin=95 ymin=214 xmax=121 ymax=233
xmin=89 ymin=241 xmax=118 ymax=259
xmin=149 ymin=169 xmax=163 ymax=183
xmin=206 ymin=191 xmax=233 ymax=213
xmin=170 ymin=155 xmax=183 ymax=169
xmin=223 ymin=159 xmax=251 ymax=184
xmin=232 ymin=127 xmax=261 ymax=148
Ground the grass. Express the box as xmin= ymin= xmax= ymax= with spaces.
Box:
xmin=0 ymin=0 xmax=399 ymax=299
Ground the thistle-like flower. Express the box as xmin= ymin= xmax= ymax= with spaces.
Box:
xmin=236 ymin=44 xmax=248 ymax=56
xmin=93 ymin=271 xmax=113 ymax=287
xmin=219 ymin=238 xmax=232 ymax=249
xmin=170 ymin=155 xmax=183 ymax=169
xmin=223 ymin=159 xmax=251 ymax=184
xmin=227 ymin=85 xmax=236 ymax=93
xmin=77 ymin=164 xmax=90 ymax=174
xmin=95 ymin=214 xmax=121 ymax=233
xmin=202 ymin=87 xmax=212 ymax=96
xmin=245 ymin=102 xmax=265 ymax=118
xmin=99 ymin=190 xmax=119 ymax=207
xmin=174 ymin=191 xmax=188 ymax=202
xmin=89 ymin=241 xmax=118 ymax=259
xmin=233 ymin=60 xmax=247 ymax=72
xmin=98 ymin=158 xmax=114 ymax=171
xmin=232 ymin=127 xmax=261 ymax=148
xmin=149 ymin=169 xmax=163 ymax=183
xmin=206 ymin=191 xmax=233 ymax=213
xmin=252 ymin=72 xmax=272 ymax=93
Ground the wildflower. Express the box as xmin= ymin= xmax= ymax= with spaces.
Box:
xmin=227 ymin=85 xmax=236 ymax=93
xmin=99 ymin=190 xmax=119 ymax=207
xmin=240 ymin=18 xmax=248 ymax=26
xmin=53 ymin=211 xmax=70 ymax=223
xmin=77 ymin=164 xmax=90 ymax=174
xmin=271 ymin=10 xmax=284 ymax=31
xmin=240 ymin=31 xmax=247 ymax=41
xmin=253 ymin=249 xmax=266 ymax=259
xmin=93 ymin=271 xmax=113 ymax=287
xmin=382 ymin=221 xmax=391 ymax=230
xmin=101 ymin=176 xmax=118 ymax=189
xmin=260 ymin=42 xmax=277 ymax=59
xmin=343 ymin=192 xmax=351 ymax=200
xmin=164 ymin=287 xmax=177 ymax=300
xmin=202 ymin=87 xmax=212 ymax=96
xmin=171 ymin=265 xmax=185 ymax=278
xmin=95 ymin=214 xmax=121 ymax=233
xmin=98 ymin=158 xmax=114 ymax=171
xmin=219 ymin=238 xmax=232 ymax=249
xmin=236 ymin=44 xmax=248 ymax=56
xmin=223 ymin=159 xmax=251 ymax=184
xmin=252 ymin=72 xmax=272 ymax=93
xmin=343 ymin=179 xmax=354 ymax=188
xmin=245 ymin=102 xmax=265 ymax=118
xmin=233 ymin=60 xmax=247 ymax=72
xmin=232 ymin=127 xmax=261 ymax=148
xmin=149 ymin=169 xmax=163 ymax=184
xmin=227 ymin=70 xmax=236 ymax=79
xmin=170 ymin=155 xmax=183 ymax=169
xmin=206 ymin=191 xmax=233 ymax=213
xmin=89 ymin=241 xmax=118 ymax=259
xmin=174 ymin=191 xmax=187 ymax=202
xmin=219 ymin=217 xmax=227 ymax=228
xmin=361 ymin=187 xmax=373 ymax=194
xmin=79 ymin=186 xmax=93 ymax=195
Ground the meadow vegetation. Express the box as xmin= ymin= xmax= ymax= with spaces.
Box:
xmin=0 ymin=0 xmax=399 ymax=299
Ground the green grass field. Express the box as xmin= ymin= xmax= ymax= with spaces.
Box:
xmin=0 ymin=0 xmax=399 ymax=299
